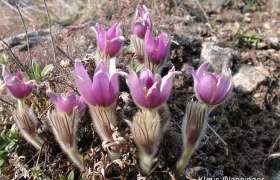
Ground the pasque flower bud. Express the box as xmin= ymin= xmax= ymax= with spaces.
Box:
xmin=92 ymin=23 xmax=124 ymax=64
xmin=2 ymin=65 xmax=34 ymax=100
xmin=187 ymin=62 xmax=233 ymax=106
xmin=132 ymin=5 xmax=152 ymax=39
xmin=144 ymin=28 xmax=170 ymax=73
xmin=47 ymin=91 xmax=86 ymax=170
xmin=176 ymin=101 xmax=211 ymax=176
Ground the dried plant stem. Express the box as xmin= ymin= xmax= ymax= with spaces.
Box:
xmin=0 ymin=97 xmax=15 ymax=108
xmin=0 ymin=38 xmax=31 ymax=79
xmin=43 ymin=0 xmax=56 ymax=64
xmin=0 ymin=0 xmax=33 ymax=21
xmin=207 ymin=123 xmax=228 ymax=155
xmin=11 ymin=0 xmax=32 ymax=64
xmin=56 ymin=46 xmax=75 ymax=62
xmin=195 ymin=0 xmax=210 ymax=24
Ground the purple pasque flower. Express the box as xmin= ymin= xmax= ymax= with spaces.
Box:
xmin=2 ymin=65 xmax=34 ymax=99
xmin=92 ymin=23 xmax=124 ymax=58
xmin=132 ymin=5 xmax=152 ymax=39
xmin=145 ymin=28 xmax=170 ymax=66
xmin=74 ymin=58 xmax=119 ymax=107
xmin=188 ymin=62 xmax=234 ymax=106
xmin=47 ymin=91 xmax=86 ymax=116
xmin=127 ymin=67 xmax=176 ymax=109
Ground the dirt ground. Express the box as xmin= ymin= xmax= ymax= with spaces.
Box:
xmin=0 ymin=0 xmax=279 ymax=179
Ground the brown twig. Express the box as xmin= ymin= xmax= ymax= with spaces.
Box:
xmin=11 ymin=0 xmax=32 ymax=64
xmin=43 ymin=0 xmax=57 ymax=64
xmin=0 ymin=0 xmax=33 ymax=22
xmin=0 ymin=38 xmax=31 ymax=79
xmin=194 ymin=0 xmax=210 ymax=25
xmin=56 ymin=46 xmax=75 ymax=62
xmin=0 ymin=97 xmax=15 ymax=108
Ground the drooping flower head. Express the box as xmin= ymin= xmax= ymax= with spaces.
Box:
xmin=2 ymin=65 xmax=34 ymax=99
xmin=132 ymin=5 xmax=153 ymax=39
xmin=92 ymin=23 xmax=124 ymax=60
xmin=74 ymin=58 xmax=120 ymax=107
xmin=144 ymin=28 xmax=170 ymax=73
xmin=47 ymin=91 xmax=86 ymax=116
xmin=188 ymin=62 xmax=234 ymax=106
xmin=126 ymin=67 xmax=177 ymax=109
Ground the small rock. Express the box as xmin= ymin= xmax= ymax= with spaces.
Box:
xmin=244 ymin=16 xmax=251 ymax=23
xmin=200 ymin=42 xmax=240 ymax=73
xmin=233 ymin=65 xmax=267 ymax=93
xmin=60 ymin=59 xmax=71 ymax=67
xmin=266 ymin=35 xmax=279 ymax=48
xmin=263 ymin=23 xmax=271 ymax=29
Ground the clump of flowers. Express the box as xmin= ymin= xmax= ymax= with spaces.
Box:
xmin=0 ymin=3 xmax=236 ymax=178
xmin=47 ymin=91 xmax=86 ymax=170
xmin=2 ymin=65 xmax=44 ymax=150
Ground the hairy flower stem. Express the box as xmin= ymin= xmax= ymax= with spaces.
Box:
xmin=89 ymin=105 xmax=121 ymax=159
xmin=175 ymin=148 xmax=192 ymax=177
xmin=127 ymin=109 xmax=165 ymax=175
xmin=176 ymin=101 xmax=213 ymax=177
xmin=14 ymin=100 xmax=44 ymax=150
xmin=131 ymin=35 xmax=145 ymax=63
xmin=67 ymin=148 xmax=85 ymax=171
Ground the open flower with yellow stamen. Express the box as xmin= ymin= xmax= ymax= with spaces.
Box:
xmin=125 ymin=67 xmax=178 ymax=174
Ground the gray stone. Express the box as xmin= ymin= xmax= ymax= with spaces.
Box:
xmin=200 ymin=42 xmax=240 ymax=73
xmin=233 ymin=65 xmax=267 ymax=93
xmin=266 ymin=35 xmax=279 ymax=48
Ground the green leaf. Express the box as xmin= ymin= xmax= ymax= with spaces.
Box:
xmin=0 ymin=54 xmax=9 ymax=65
xmin=59 ymin=175 xmax=66 ymax=180
xmin=131 ymin=61 xmax=144 ymax=74
xmin=32 ymin=59 xmax=37 ymax=73
xmin=41 ymin=64 xmax=54 ymax=77
xmin=67 ymin=170 xmax=75 ymax=180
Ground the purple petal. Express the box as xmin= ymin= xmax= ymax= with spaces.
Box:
xmin=47 ymin=92 xmax=59 ymax=104
xmin=16 ymin=70 xmax=23 ymax=80
xmin=160 ymin=67 xmax=176 ymax=100
xmin=6 ymin=78 xmax=27 ymax=99
xmin=196 ymin=62 xmax=209 ymax=79
xmin=106 ymin=23 xmax=120 ymax=40
xmin=146 ymin=82 xmax=162 ymax=108
xmin=155 ymin=32 xmax=169 ymax=64
xmin=92 ymin=24 xmax=106 ymax=53
xmin=127 ymin=70 xmax=148 ymax=108
xmin=196 ymin=73 xmax=217 ymax=103
xmin=214 ymin=75 xmax=233 ymax=105
xmin=2 ymin=65 xmax=13 ymax=84
xmin=92 ymin=71 xmax=112 ymax=106
xmin=74 ymin=60 xmax=96 ymax=106
xmin=105 ymin=36 xmax=124 ymax=57
xmin=145 ymin=28 xmax=157 ymax=58
xmin=95 ymin=61 xmax=109 ymax=75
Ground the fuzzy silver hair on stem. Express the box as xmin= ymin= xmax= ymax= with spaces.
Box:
xmin=13 ymin=100 xmax=44 ymax=150
xmin=47 ymin=91 xmax=86 ymax=170
xmin=126 ymin=109 xmax=163 ymax=175
xmin=176 ymin=101 xmax=212 ymax=176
